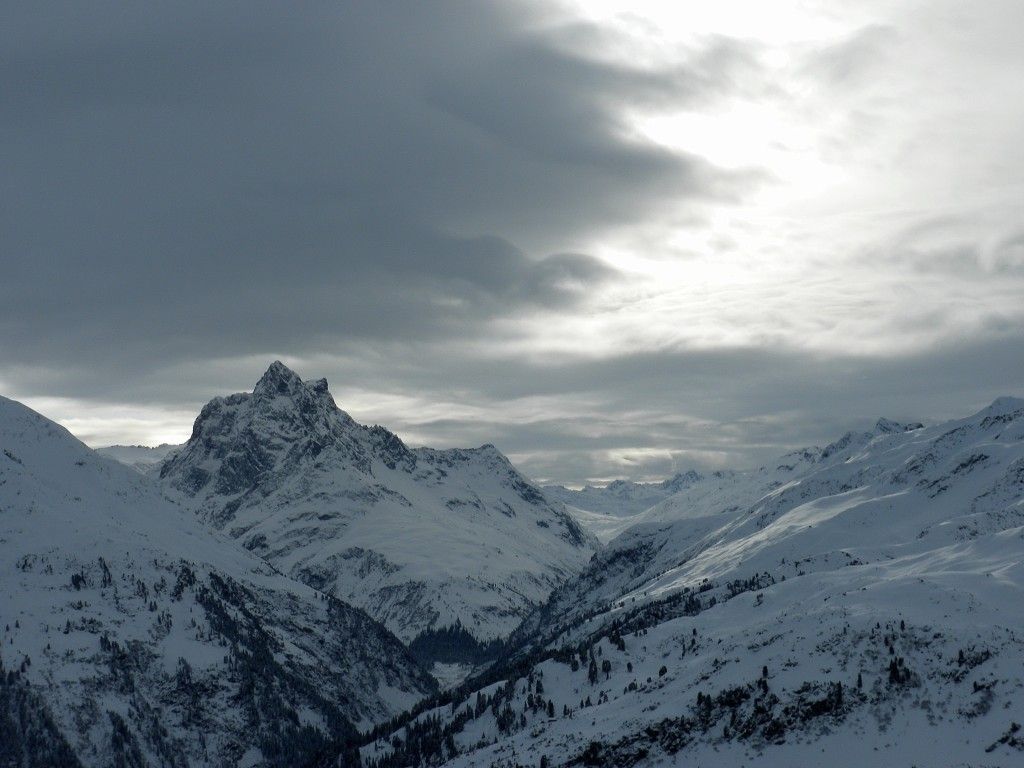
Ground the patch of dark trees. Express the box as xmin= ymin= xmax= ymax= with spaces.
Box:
xmin=193 ymin=570 xmax=359 ymax=766
xmin=569 ymin=677 xmax=857 ymax=767
xmin=0 ymin=657 xmax=82 ymax=768
xmin=408 ymin=622 xmax=505 ymax=666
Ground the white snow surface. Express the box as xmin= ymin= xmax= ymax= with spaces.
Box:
xmin=365 ymin=402 xmax=1024 ymax=767
xmin=0 ymin=395 xmax=434 ymax=766
xmin=157 ymin=362 xmax=598 ymax=643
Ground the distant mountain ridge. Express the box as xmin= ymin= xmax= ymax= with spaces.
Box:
xmin=545 ymin=469 xmax=704 ymax=515
xmin=157 ymin=362 xmax=598 ymax=647
xmin=512 ymin=414 xmax=934 ymax=648
xmin=544 ymin=469 xmax=717 ymax=542
xmin=546 ymin=420 xmax=929 ymax=544
xmin=96 ymin=442 xmax=180 ymax=473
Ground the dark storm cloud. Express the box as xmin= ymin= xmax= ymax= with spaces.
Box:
xmin=1 ymin=0 xmax=754 ymax=381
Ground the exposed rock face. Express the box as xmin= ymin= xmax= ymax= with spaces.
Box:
xmin=159 ymin=362 xmax=597 ymax=644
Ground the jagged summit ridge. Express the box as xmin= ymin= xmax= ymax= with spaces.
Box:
xmin=165 ymin=362 xmax=360 ymax=504
xmin=254 ymin=359 xmax=304 ymax=393
xmin=252 ymin=359 xmax=333 ymax=403
xmin=158 ymin=362 xmax=598 ymax=647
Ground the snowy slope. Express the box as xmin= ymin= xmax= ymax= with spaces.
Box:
xmin=157 ymin=362 xmax=597 ymax=646
xmin=0 ymin=395 xmax=435 ymax=767
xmin=96 ymin=443 xmax=180 ymax=474
xmin=361 ymin=401 xmax=1024 ymax=767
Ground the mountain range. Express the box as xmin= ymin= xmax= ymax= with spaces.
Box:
xmin=361 ymin=399 xmax=1024 ymax=768
xmin=95 ymin=443 xmax=180 ymax=474
xmin=4 ymin=365 xmax=1024 ymax=767
xmin=543 ymin=470 xmax=711 ymax=542
xmin=156 ymin=362 xmax=596 ymax=658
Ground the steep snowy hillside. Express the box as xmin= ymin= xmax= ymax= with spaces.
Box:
xmin=0 ymin=396 xmax=435 ymax=767
xmin=97 ymin=443 xmax=180 ymax=474
xmin=511 ymin=424 xmax=902 ymax=646
xmin=360 ymin=401 xmax=1024 ymax=767
xmin=158 ymin=362 xmax=597 ymax=652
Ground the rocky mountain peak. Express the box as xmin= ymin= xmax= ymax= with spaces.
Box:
xmin=252 ymin=360 xmax=338 ymax=411
xmin=240 ymin=363 xmax=351 ymax=436
xmin=253 ymin=359 xmax=303 ymax=395
xmin=874 ymin=416 xmax=925 ymax=434
xmin=161 ymin=363 xmax=357 ymax=505
xmin=660 ymin=469 xmax=703 ymax=493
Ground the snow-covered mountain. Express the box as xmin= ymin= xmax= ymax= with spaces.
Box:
xmin=360 ymin=400 xmax=1024 ymax=767
xmin=0 ymin=395 xmax=435 ymax=767
xmin=544 ymin=472 xmax=703 ymax=517
xmin=544 ymin=470 xmax=713 ymax=543
xmin=157 ymin=362 xmax=597 ymax=652
xmin=13 ymin=370 xmax=1023 ymax=767
xmin=96 ymin=443 xmax=180 ymax=474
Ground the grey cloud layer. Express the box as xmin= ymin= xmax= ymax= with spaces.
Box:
xmin=327 ymin=334 xmax=1024 ymax=484
xmin=4 ymin=1 xmax=1023 ymax=485
xmin=2 ymin=1 xmax=753 ymax=374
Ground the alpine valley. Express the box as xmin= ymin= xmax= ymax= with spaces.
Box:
xmin=2 ymin=363 xmax=1023 ymax=767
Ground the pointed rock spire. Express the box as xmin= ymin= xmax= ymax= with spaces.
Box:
xmin=253 ymin=360 xmax=304 ymax=397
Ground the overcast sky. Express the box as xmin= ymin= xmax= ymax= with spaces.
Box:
xmin=4 ymin=1 xmax=1024 ymax=485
